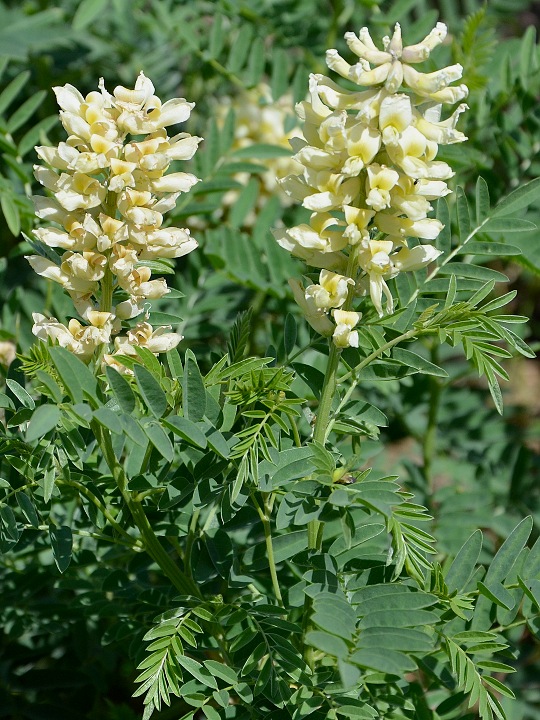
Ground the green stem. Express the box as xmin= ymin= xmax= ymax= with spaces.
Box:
xmin=329 ymin=329 xmax=419 ymax=443
xmin=57 ymin=478 xmax=141 ymax=547
xmin=287 ymin=411 xmax=302 ymax=448
xmin=28 ymin=524 xmax=141 ymax=549
xmin=252 ymin=492 xmax=284 ymax=606
xmin=337 ymin=328 xmax=418 ymax=385
xmin=184 ymin=509 xmax=200 ymax=581
xmin=423 ymin=343 xmax=442 ymax=493
xmin=307 ymin=243 xmax=360 ymax=548
xmin=312 ymin=342 xmax=342 ymax=447
xmin=307 ymin=342 xmax=341 ymax=550
xmin=95 ymin=422 xmax=201 ymax=597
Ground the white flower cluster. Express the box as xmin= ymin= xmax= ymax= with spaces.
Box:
xmin=27 ymin=73 xmax=201 ymax=365
xmin=275 ymin=22 xmax=468 ymax=347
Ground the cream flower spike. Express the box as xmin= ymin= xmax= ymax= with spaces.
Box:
xmin=277 ymin=21 xmax=468 ymax=335
xmin=27 ymin=74 xmax=201 ymax=364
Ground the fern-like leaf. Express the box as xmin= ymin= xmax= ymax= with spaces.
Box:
xmin=227 ymin=307 xmax=253 ymax=364
xmin=445 ymin=634 xmax=515 ymax=720
xmin=453 ymin=8 xmax=496 ymax=91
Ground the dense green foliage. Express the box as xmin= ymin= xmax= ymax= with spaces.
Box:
xmin=1 ymin=1 xmax=540 ymax=719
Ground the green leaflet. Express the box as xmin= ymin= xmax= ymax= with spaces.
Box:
xmin=26 ymin=404 xmax=60 ymax=442
xmin=105 ymin=366 xmax=136 ymax=413
xmin=183 ymin=350 xmax=206 ymax=422
xmin=472 ymin=517 xmax=533 ymax=630
xmin=49 ymin=525 xmax=72 ymax=573
xmin=445 ymin=530 xmax=483 ymax=593
xmin=134 ymin=364 xmax=168 ymax=419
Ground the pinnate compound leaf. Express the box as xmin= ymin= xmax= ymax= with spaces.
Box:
xmin=358 ymin=609 xmax=439 ymax=628
xmin=481 ymin=217 xmax=536 ymax=233
xmin=209 ymin=13 xmax=224 ymax=58
xmin=436 ymin=196 xmax=451 ymax=255
xmin=438 ymin=263 xmax=508 ymax=282
xmin=144 ymin=421 xmax=174 ymax=462
xmin=475 ymin=176 xmax=490 ymax=224
xmin=472 ymin=516 xmax=533 ymax=629
xmin=0 ymin=71 xmax=30 ymax=115
xmin=1 ymin=195 xmax=20 ymax=236
xmin=163 ymin=416 xmax=207 ymax=448
xmin=17 ymin=492 xmax=40 ymax=527
xmin=271 ymin=47 xmax=290 ymax=99
xmin=49 ymin=346 xmax=99 ymax=405
xmin=464 ymin=242 xmax=521 ymax=256
xmin=7 ymin=90 xmax=46 ymax=133
xmin=456 ymin=186 xmax=471 ymax=241
xmin=203 ymin=660 xmax=238 ymax=685
xmin=227 ymin=24 xmax=253 ymax=74
xmin=177 ymin=656 xmax=218 ymax=689
xmin=477 ymin=581 xmax=515 ymax=610
xmin=358 ymin=626 xmax=434 ymax=652
xmin=305 ymin=631 xmax=349 ymax=658
xmin=350 ymin=648 xmax=416 ymax=675
xmin=93 ymin=406 xmax=123 ymax=434
xmin=0 ymin=505 xmax=19 ymax=542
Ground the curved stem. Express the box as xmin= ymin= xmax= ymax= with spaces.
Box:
xmin=287 ymin=411 xmax=302 ymax=448
xmin=312 ymin=342 xmax=341 ymax=447
xmin=94 ymin=421 xmax=201 ymax=597
xmin=337 ymin=328 xmax=418 ymax=385
xmin=252 ymin=492 xmax=284 ymax=607
xmin=57 ymin=477 xmax=141 ymax=547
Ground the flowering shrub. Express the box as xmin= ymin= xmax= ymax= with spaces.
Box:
xmin=0 ymin=5 xmax=539 ymax=720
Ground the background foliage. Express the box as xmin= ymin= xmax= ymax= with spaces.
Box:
xmin=0 ymin=0 xmax=540 ymax=719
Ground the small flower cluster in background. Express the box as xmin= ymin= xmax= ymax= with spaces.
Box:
xmin=276 ymin=22 xmax=468 ymax=347
xmin=216 ymin=84 xmax=302 ymax=225
xmin=27 ymin=73 xmax=201 ymax=366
